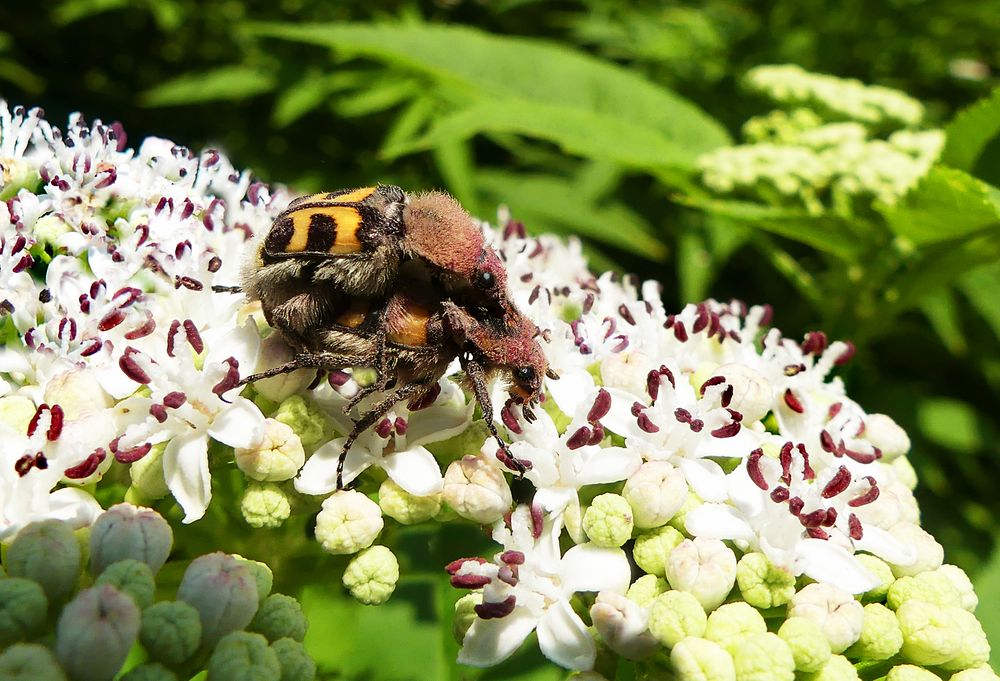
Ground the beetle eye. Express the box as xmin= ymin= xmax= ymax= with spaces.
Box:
xmin=474 ymin=270 xmax=496 ymax=290
xmin=514 ymin=366 xmax=536 ymax=383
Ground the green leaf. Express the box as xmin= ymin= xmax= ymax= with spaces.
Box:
xmin=141 ymin=65 xmax=275 ymax=107
xmin=880 ymin=166 xmax=1000 ymax=245
xmin=959 ymin=262 xmax=1000 ymax=340
xmin=917 ymin=397 xmax=983 ymax=453
xmin=52 ymin=0 xmax=129 ymax=25
xmin=942 ymin=85 xmax=1000 ymax=171
xmin=919 ymin=289 xmax=967 ymax=355
xmin=976 ymin=543 xmax=1000 ymax=671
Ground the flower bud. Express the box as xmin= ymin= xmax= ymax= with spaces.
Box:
xmin=240 ymin=481 xmax=292 ymax=529
xmin=936 ymin=565 xmax=978 ymax=611
xmin=887 ymin=523 xmax=943 ymax=577
xmin=583 ymin=494 xmax=635 ymax=548
xmin=622 ymin=462 xmax=688 ymax=529
xmin=7 ymin=519 xmax=82 ymax=602
xmin=865 ymin=414 xmax=910 ymax=461
xmin=778 ymin=617 xmax=831 ymax=673
xmin=44 ymin=369 xmax=114 ymax=420
xmin=704 ymin=602 xmax=767 ymax=644
xmin=590 ymin=591 xmax=658 ymax=660
xmin=32 ymin=214 xmax=73 ymax=248
xmin=249 ymin=594 xmax=308 ymax=642
xmin=0 ymin=578 xmax=48 ymax=647
xmin=274 ymin=394 xmax=327 ymax=448
xmin=55 ymin=585 xmax=140 ymax=681
xmin=379 ymin=478 xmax=442 ymax=525
xmin=453 ymin=593 xmax=482 ymax=644
xmin=0 ymin=643 xmax=67 ymax=681
xmin=892 ymin=456 xmax=919 ymax=490
xmin=648 ymin=590 xmax=707 ymax=648
xmin=177 ymin=552 xmax=260 ymax=647
xmin=271 ymin=638 xmax=317 ymax=681
xmin=95 ymin=559 xmax=156 ymax=610
xmin=736 ymin=552 xmax=796 ymax=609
xmin=723 ymin=632 xmax=795 ymax=681
xmin=711 ymin=363 xmax=772 ymax=424
xmin=887 ymin=665 xmax=943 ymax=681
xmin=206 ymin=631 xmax=281 ymax=681
xmin=253 ymin=335 xmax=314 ymax=401
xmin=233 ymin=555 xmax=274 ymax=602
xmin=236 ymin=418 xmax=305 ymax=482
xmin=855 ymin=554 xmax=895 ymax=602
xmin=888 ymin=571 xmax=962 ymax=610
xmin=671 ymin=636 xmax=736 ymax=681
xmin=895 ymin=600 xmax=962 ymax=666
xmin=951 ymin=668 xmax=1000 ymax=681
xmin=633 ymin=525 xmax=685 ymax=578
xmin=120 ymin=663 xmax=177 ymax=681
xmin=666 ymin=538 xmax=737 ymax=611
xmin=127 ymin=443 xmax=169 ymax=502
xmin=800 ymin=654 xmax=859 ymax=681
xmin=668 ymin=490 xmax=704 ymax=534
xmin=626 ymin=574 xmax=669 ymax=607
xmin=788 ymin=583 xmax=864 ymax=654
xmin=315 ymin=490 xmax=384 ymax=555
xmin=0 ymin=394 xmax=40 ymax=432
xmin=442 ymin=455 xmax=512 ymax=524
xmin=89 ymin=503 xmax=172 ymax=575
xmin=343 ymin=545 xmax=400 ymax=605
xmin=938 ymin=607 xmax=990 ymax=671
xmin=140 ymin=601 xmax=202 ymax=667
xmin=843 ymin=602 xmax=902 ymax=661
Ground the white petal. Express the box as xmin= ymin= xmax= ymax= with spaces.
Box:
xmin=458 ymin=610 xmax=538 ymax=667
xmin=601 ymin=388 xmax=648 ymax=439
xmin=163 ymin=431 xmax=211 ymax=523
xmin=294 ymin=438 xmax=376 ymax=495
xmin=537 ymin=600 xmax=597 ymax=670
xmin=547 ymin=369 xmax=594 ymax=417
xmin=382 ymin=446 xmax=443 ymax=496
xmin=796 ymin=538 xmax=879 ymax=594
xmin=853 ymin=524 xmax=917 ymax=566
xmin=678 ymin=458 xmax=729 ymax=503
xmin=561 ymin=544 xmax=631 ymax=595
xmin=533 ymin=487 xmax=578 ymax=517
xmin=684 ymin=504 xmax=755 ymax=541
xmin=566 ymin=446 xmax=641 ymax=487
xmin=45 ymin=488 xmax=103 ymax=528
xmin=208 ymin=397 xmax=265 ymax=449
xmin=405 ymin=401 xmax=474 ymax=448
xmin=206 ymin=318 xmax=261 ymax=371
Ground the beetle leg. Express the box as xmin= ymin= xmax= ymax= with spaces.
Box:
xmin=211 ymin=285 xmax=243 ymax=294
xmin=238 ymin=351 xmax=356 ymax=386
xmin=342 ymin=375 xmax=391 ymax=414
xmin=465 ymin=358 xmax=526 ymax=478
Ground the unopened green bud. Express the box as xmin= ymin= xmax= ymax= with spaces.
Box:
xmin=315 ymin=490 xmax=384 ymax=555
xmin=177 ymin=552 xmax=260 ymax=647
xmin=343 ymin=545 xmax=399 ymax=605
xmin=788 ymin=583 xmax=864 ymax=654
xmin=206 ymin=631 xmax=281 ymax=681
xmin=55 ymin=585 xmax=140 ymax=681
xmin=7 ymin=519 xmax=82 ymax=602
xmin=140 ymin=601 xmax=202 ymax=667
xmin=0 ymin=395 xmax=37 ymax=433
xmin=888 ymin=523 xmax=944 ymax=577
xmin=936 ymin=565 xmax=978 ymax=611
xmin=648 ymin=590 xmax=707 ymax=648
xmin=583 ymin=494 xmax=635 ymax=548
xmin=236 ymin=418 xmax=305 ymax=481
xmin=271 ymin=638 xmax=316 ymax=681
xmin=668 ymin=490 xmax=703 ymax=533
xmin=623 ymin=461 xmax=688 ymax=528
xmin=736 ymin=553 xmax=795 ymax=609
xmin=843 ymin=602 xmax=901 ymax=661
xmin=119 ymin=663 xmax=177 ymax=681
xmin=378 ymin=478 xmax=441 ymax=525
xmin=887 ymin=665 xmax=941 ymax=681
xmin=951 ymin=668 xmax=1000 ymax=681
xmin=667 ymin=538 xmax=737 ymax=611
xmin=233 ymin=555 xmax=274 ymax=602
xmin=896 ymin=600 xmax=962 ymax=666
xmin=0 ymin=578 xmax=48 ymax=647
xmin=0 ymin=643 xmax=67 ymax=681
xmin=274 ymin=394 xmax=327 ymax=448
xmin=89 ymin=503 xmax=172 ymax=575
xmin=888 ymin=571 xmax=962 ymax=610
xmin=800 ymin=654 xmax=858 ymax=681
xmin=126 ymin=443 xmax=169 ymax=503
xmin=453 ymin=593 xmax=482 ymax=643
xmin=778 ymin=617 xmax=831 ymax=673
xmin=32 ymin=214 xmax=73 ymax=247
xmin=855 ymin=554 xmax=895 ymax=602
xmin=241 ymin=481 xmax=292 ymax=529
xmin=704 ymin=602 xmax=767 ymax=644
xmin=249 ymin=594 xmax=308 ymax=642
xmin=724 ymin=632 xmax=795 ymax=681
xmin=95 ymin=559 xmax=156 ymax=610
xmin=633 ymin=525 xmax=685 ymax=577
xmin=939 ymin=607 xmax=990 ymax=671
xmin=671 ymin=636 xmax=736 ymax=681
xmin=626 ymin=574 xmax=669 ymax=607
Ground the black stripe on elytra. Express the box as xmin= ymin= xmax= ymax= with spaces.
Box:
xmin=264 ymin=216 xmax=294 ymax=254
xmin=305 ymin=212 xmax=337 ymax=252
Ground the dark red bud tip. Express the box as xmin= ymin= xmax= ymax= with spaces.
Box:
xmin=475 ymin=595 xmax=516 ymax=620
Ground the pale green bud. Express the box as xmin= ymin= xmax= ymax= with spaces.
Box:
xmin=0 ymin=394 xmax=38 ymax=432
xmin=0 ymin=578 xmax=48 ymax=647
xmin=788 ymin=583 xmax=864 ymax=654
xmin=843 ymin=603 xmax=902 ymax=661
xmin=177 ymin=552 xmax=260 ymax=647
xmin=888 ymin=523 xmax=944 ymax=577
xmin=892 ymin=456 xmax=919 ymax=490
xmin=233 ymin=555 xmax=274 ymax=602
xmin=0 ymin=643 xmax=67 ymax=681
xmin=671 ymin=637 xmax=736 ymax=681
xmin=711 ymin=364 xmax=773 ymax=424
xmin=442 ymin=455 xmax=512 ymax=524
xmin=736 ymin=552 xmax=796 ymax=609
xmin=32 ymin=214 xmax=73 ymax=248
xmin=273 ymin=394 xmax=327 ymax=448
xmin=7 ymin=519 xmax=82 ymax=602
xmin=140 ymin=601 xmax=202 ymax=667
xmin=777 ymin=617 xmax=831 ymax=673
xmin=0 ymin=162 xmax=41 ymax=199
xmin=127 ymin=443 xmax=169 ymax=502
xmin=723 ymin=632 xmax=795 ymax=681
xmin=89 ymin=503 xmax=173 ymax=575
xmin=583 ymin=494 xmax=635 ymax=548
xmin=622 ymin=461 xmax=688 ymax=528
xmin=55 ymin=585 xmax=140 ymax=681
xmin=120 ymin=663 xmax=177 ymax=681
xmin=864 ymin=414 xmax=910 ymax=461
xmin=236 ymin=418 xmax=305 ymax=481
xmin=315 ymin=490 xmax=384 ymax=555
xmin=855 ymin=554 xmax=895 ymax=602
xmin=669 ymin=491 xmax=703 ymax=534
xmin=633 ymin=525 xmax=685 ymax=577
xmin=453 ymin=593 xmax=482 ymax=644
xmin=704 ymin=603 xmax=767 ymax=644
xmin=626 ymin=574 xmax=669 ymax=607
xmin=343 ymin=545 xmax=399 ymax=605
xmin=271 ymin=637 xmax=316 ymax=681
xmin=800 ymin=654 xmax=859 ymax=681
xmin=666 ymin=538 xmax=737 ymax=611
xmin=206 ymin=631 xmax=281 ymax=681
xmin=564 ymin=497 xmax=585 ymax=544
xmin=896 ymin=600 xmax=962 ymax=666
xmin=950 ymin=668 xmax=1000 ymax=681
xmin=95 ymin=559 xmax=156 ymax=610
xmin=249 ymin=594 xmax=309 ymax=642
xmin=938 ymin=607 xmax=990 ymax=671
xmin=887 ymin=665 xmax=942 ymax=681
xmin=590 ymin=591 xmax=658 ymax=660
xmin=648 ymin=590 xmax=707 ymax=648
xmin=241 ymin=481 xmax=292 ymax=529
xmin=888 ymin=571 xmax=962 ymax=610
xmin=253 ymin=335 xmax=314 ymax=402
xmin=44 ymin=369 xmax=114 ymax=421
xmin=378 ymin=478 xmax=441 ymax=525
xmin=936 ymin=565 xmax=978 ymax=611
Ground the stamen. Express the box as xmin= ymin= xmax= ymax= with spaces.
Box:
xmin=566 ymin=426 xmax=591 ymax=450
xmin=475 ymin=595 xmax=516 ymax=620
xmin=783 ymin=389 xmax=804 ymax=413
xmin=618 ymin=304 xmax=636 ymax=326
xmin=211 ymin=357 xmax=240 ymax=400
xmin=183 ymin=320 xmax=204 ymax=354
xmin=673 ymin=320 xmax=688 ymax=342
xmin=47 ymin=404 xmax=64 ymax=441
xmin=637 ymin=413 xmax=659 ymax=433
xmin=500 ymin=550 xmax=525 ymax=565
xmin=788 ymin=497 xmax=804 ymax=516
xmin=375 ymin=418 xmax=393 ymax=439
xmin=848 ymin=513 xmax=863 ymax=540
xmin=119 ymin=347 xmax=151 ymax=384
xmin=747 ymin=449 xmax=768 ymax=490
xmin=451 ymin=574 xmax=492 ymax=589
xmin=530 ymin=504 xmax=544 ymax=539
xmin=847 ymin=477 xmax=880 ymax=507
xmin=711 ymin=422 xmax=741 ymax=438
xmin=64 ymin=448 xmax=106 ymax=479
xmin=821 ymin=466 xmax=852 ymax=498
xmin=588 ymin=389 xmax=611 ymax=423
xmin=163 ymin=391 xmax=186 ymax=408
xmin=445 ymin=557 xmax=486 ymax=574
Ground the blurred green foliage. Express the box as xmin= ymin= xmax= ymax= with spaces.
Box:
xmin=3 ymin=0 xmax=1000 ymax=677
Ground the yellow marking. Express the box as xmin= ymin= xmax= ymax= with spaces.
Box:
xmin=286 ymin=206 xmax=363 ymax=254
xmin=388 ymin=299 xmax=431 ymax=346
xmin=286 ymin=216 xmax=310 ymax=252
xmin=333 ymin=186 xmax=376 ymax=203
xmin=335 ymin=300 xmax=369 ymax=329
